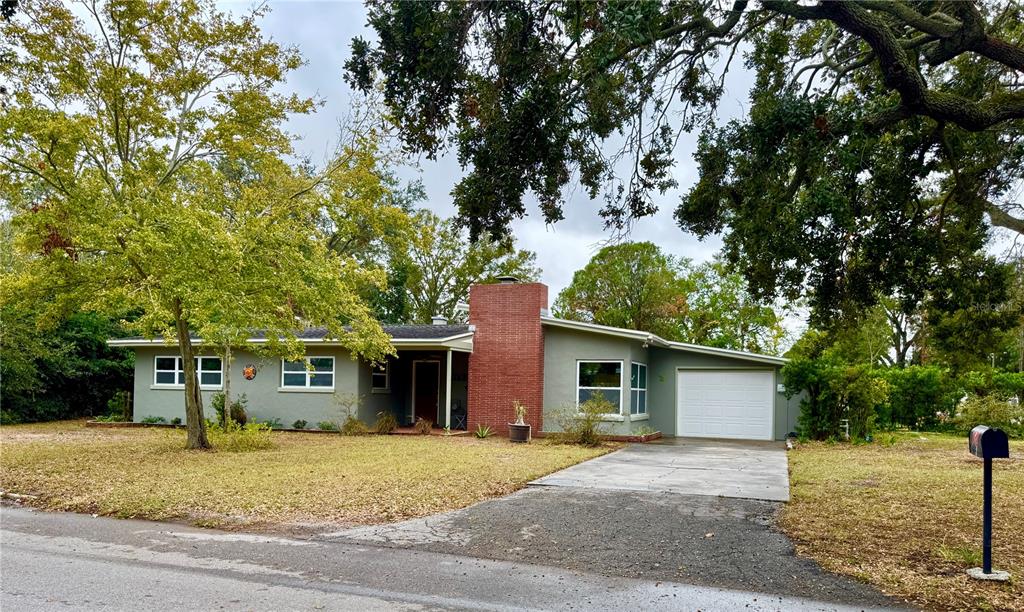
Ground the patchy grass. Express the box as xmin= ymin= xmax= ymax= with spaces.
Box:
xmin=782 ymin=432 xmax=1023 ymax=611
xmin=0 ymin=420 xmax=613 ymax=530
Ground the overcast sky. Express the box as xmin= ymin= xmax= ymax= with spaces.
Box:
xmin=225 ymin=1 xmax=758 ymax=301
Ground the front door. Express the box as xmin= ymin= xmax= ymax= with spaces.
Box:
xmin=413 ymin=361 xmax=440 ymax=425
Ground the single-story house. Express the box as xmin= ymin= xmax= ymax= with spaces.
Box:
xmin=110 ymin=278 xmax=800 ymax=440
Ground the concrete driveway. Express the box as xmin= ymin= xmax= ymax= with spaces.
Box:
xmin=530 ymin=437 xmax=790 ymax=501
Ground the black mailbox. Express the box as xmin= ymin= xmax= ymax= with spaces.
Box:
xmin=969 ymin=426 xmax=1010 ymax=459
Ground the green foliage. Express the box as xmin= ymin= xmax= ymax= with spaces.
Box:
xmin=555 ymin=243 xmax=785 ymax=352
xmin=549 ymin=398 xmax=612 ymax=447
xmin=1 ymin=0 xmax=395 ymax=448
xmin=207 ymin=421 xmax=275 ymax=452
xmin=170 ymin=417 xmax=182 ymax=426
xmin=258 ymin=418 xmax=283 ymax=430
xmin=554 ymin=242 xmax=689 ymax=339
xmin=993 ymin=372 xmax=1024 ymax=403
xmin=474 ymin=424 xmax=493 ymax=439
xmin=633 ymin=425 xmax=657 ymax=437
xmin=414 ymin=417 xmax=433 ymax=435
xmin=0 ymin=306 xmax=133 ymax=425
xmin=400 ymin=210 xmax=539 ymax=323
xmin=292 ymin=420 xmax=308 ymax=430
xmin=93 ymin=414 xmax=125 ymax=423
xmin=341 ymin=415 xmax=369 ymax=436
xmin=681 ymin=258 xmax=786 ymax=354
xmin=877 ymin=366 xmax=958 ymax=430
xmin=317 ymin=421 xmax=339 ymax=432
xmin=829 ymin=367 xmax=889 ymax=441
xmin=211 ymin=393 xmax=248 ymax=427
xmin=141 ymin=416 xmax=167 ymax=424
xmin=106 ymin=391 xmax=132 ymax=423
xmin=373 ymin=411 xmax=398 ymax=434
xmin=954 ymin=395 xmax=1024 ymax=439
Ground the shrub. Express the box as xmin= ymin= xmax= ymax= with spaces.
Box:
xmin=93 ymin=414 xmax=124 ymax=422
xmin=211 ymin=393 xmax=248 ymax=426
xmin=207 ymin=421 xmax=274 ymax=452
xmin=341 ymin=415 xmax=368 ymax=436
xmin=878 ymin=366 xmax=957 ymax=430
xmin=141 ymin=416 xmax=166 ymax=424
xmin=993 ymin=372 xmax=1024 ymax=403
xmin=633 ymin=425 xmax=657 ymax=436
xmin=107 ymin=390 xmax=132 ymax=422
xmin=549 ymin=398 xmax=611 ymax=446
xmin=374 ymin=411 xmax=398 ymax=434
xmin=317 ymin=421 xmax=339 ymax=431
xmin=954 ymin=394 xmax=1024 ymax=438
xmin=414 ymin=417 xmax=433 ymax=434
xmin=829 ymin=366 xmax=889 ymax=440
xmin=474 ymin=424 xmax=493 ymax=438
xmin=292 ymin=419 xmax=307 ymax=430
xmin=170 ymin=417 xmax=182 ymax=426
xmin=259 ymin=417 xmax=283 ymax=429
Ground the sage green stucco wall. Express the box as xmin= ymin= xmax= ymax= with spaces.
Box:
xmin=646 ymin=347 xmax=797 ymax=440
xmin=541 ymin=329 xmax=799 ymax=440
xmin=132 ymin=347 xmax=469 ymax=429
xmin=133 ymin=346 xmax=361 ymax=427
xmin=541 ymin=326 xmax=650 ymax=436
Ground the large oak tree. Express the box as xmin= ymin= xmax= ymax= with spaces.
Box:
xmin=347 ymin=0 xmax=1024 ymax=324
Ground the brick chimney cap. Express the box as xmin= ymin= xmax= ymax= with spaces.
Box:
xmin=495 ymin=275 xmax=519 ymax=284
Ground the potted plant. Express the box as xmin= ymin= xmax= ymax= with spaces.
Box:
xmin=508 ymin=400 xmax=531 ymax=443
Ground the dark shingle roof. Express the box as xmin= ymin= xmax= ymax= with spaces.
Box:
xmin=246 ymin=324 xmax=471 ymax=341
xmin=118 ymin=324 xmax=471 ymax=343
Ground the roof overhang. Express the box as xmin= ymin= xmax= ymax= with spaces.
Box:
xmin=540 ymin=315 xmax=787 ymax=365
xmin=107 ymin=331 xmax=475 ymax=353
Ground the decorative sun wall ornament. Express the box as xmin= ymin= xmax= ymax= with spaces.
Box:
xmin=243 ymin=364 xmax=257 ymax=380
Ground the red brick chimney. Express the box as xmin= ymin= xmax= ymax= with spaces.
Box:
xmin=467 ymin=278 xmax=547 ymax=435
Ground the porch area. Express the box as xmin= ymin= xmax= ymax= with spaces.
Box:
xmin=362 ymin=346 xmax=471 ymax=431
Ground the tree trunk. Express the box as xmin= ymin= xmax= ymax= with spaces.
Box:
xmin=222 ymin=344 xmax=232 ymax=429
xmin=173 ymin=298 xmax=210 ymax=450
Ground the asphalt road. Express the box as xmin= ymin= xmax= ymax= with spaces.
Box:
xmin=1 ymin=506 xmax=896 ymax=612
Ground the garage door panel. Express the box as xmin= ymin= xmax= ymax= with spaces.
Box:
xmin=677 ymin=370 xmax=774 ymax=441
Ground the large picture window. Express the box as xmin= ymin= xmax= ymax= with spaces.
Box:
xmin=154 ymin=356 xmax=222 ymax=388
xmin=281 ymin=357 xmax=335 ymax=389
xmin=577 ymin=361 xmax=622 ymax=413
xmin=631 ymin=362 xmax=647 ymax=415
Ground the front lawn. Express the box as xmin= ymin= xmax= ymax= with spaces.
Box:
xmin=0 ymin=420 xmax=612 ymax=530
xmin=782 ymin=432 xmax=1023 ymax=611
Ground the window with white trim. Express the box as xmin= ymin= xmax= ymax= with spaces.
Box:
xmin=577 ymin=361 xmax=622 ymax=414
xmin=281 ymin=357 xmax=335 ymax=389
xmin=371 ymin=361 xmax=390 ymax=392
xmin=630 ymin=362 xmax=647 ymax=415
xmin=153 ymin=356 xmax=222 ymax=388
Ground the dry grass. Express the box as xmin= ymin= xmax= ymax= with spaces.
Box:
xmin=782 ymin=432 xmax=1023 ymax=611
xmin=0 ymin=420 xmax=612 ymax=530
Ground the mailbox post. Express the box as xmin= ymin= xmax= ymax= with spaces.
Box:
xmin=967 ymin=425 xmax=1011 ymax=581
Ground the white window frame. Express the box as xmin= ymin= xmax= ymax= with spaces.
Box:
xmin=280 ymin=356 xmax=335 ymax=391
xmin=152 ymin=355 xmax=223 ymax=390
xmin=371 ymin=361 xmax=390 ymax=393
xmin=630 ymin=362 xmax=648 ymax=418
xmin=576 ymin=359 xmax=624 ymax=417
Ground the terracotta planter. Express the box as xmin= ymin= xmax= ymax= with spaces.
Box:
xmin=508 ymin=423 xmax=531 ymax=443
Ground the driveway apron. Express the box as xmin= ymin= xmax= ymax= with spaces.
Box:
xmin=530 ymin=438 xmax=791 ymax=501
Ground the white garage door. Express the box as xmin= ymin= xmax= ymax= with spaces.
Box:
xmin=676 ymin=370 xmax=775 ymax=440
